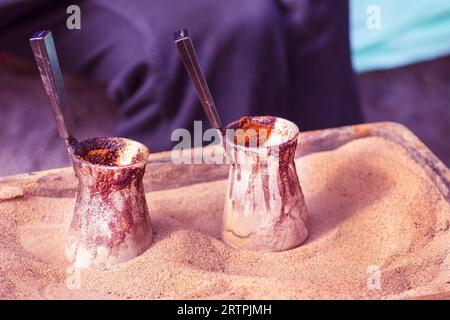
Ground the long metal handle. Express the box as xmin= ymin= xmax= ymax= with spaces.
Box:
xmin=174 ymin=29 xmax=222 ymax=129
xmin=30 ymin=30 xmax=74 ymax=141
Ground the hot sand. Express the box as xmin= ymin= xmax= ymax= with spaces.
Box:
xmin=0 ymin=136 xmax=449 ymax=299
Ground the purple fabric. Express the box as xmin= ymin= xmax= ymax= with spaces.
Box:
xmin=0 ymin=0 xmax=362 ymax=151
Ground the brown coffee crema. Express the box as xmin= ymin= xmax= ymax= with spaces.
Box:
xmin=233 ymin=116 xmax=274 ymax=147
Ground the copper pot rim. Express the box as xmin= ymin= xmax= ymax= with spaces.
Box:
xmin=69 ymin=136 xmax=150 ymax=170
xmin=222 ymin=115 xmax=300 ymax=153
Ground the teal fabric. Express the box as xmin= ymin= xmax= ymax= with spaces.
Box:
xmin=350 ymin=0 xmax=450 ymax=73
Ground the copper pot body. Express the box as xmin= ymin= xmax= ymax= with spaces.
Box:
xmin=66 ymin=137 xmax=152 ymax=269
xmin=222 ymin=116 xmax=308 ymax=251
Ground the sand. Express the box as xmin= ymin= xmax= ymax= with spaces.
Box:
xmin=0 ymin=136 xmax=449 ymax=299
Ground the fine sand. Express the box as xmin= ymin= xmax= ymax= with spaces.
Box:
xmin=0 ymin=137 xmax=449 ymax=299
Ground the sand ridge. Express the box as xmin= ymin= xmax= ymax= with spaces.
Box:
xmin=0 ymin=136 xmax=449 ymax=299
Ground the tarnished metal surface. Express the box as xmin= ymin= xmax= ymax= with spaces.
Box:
xmin=66 ymin=137 xmax=152 ymax=269
xmin=222 ymin=116 xmax=308 ymax=251
xmin=29 ymin=30 xmax=74 ymax=141
xmin=174 ymin=29 xmax=222 ymax=130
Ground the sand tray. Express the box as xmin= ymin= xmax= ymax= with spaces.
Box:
xmin=0 ymin=122 xmax=449 ymax=299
